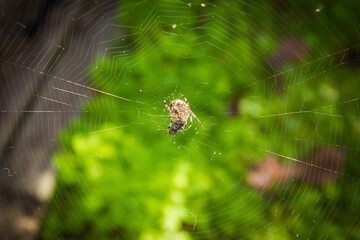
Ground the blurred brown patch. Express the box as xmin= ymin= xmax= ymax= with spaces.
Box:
xmin=272 ymin=0 xmax=289 ymax=12
xmin=229 ymin=95 xmax=240 ymax=118
xmin=246 ymin=155 xmax=286 ymax=190
xmin=342 ymin=48 xmax=360 ymax=70
xmin=267 ymin=36 xmax=309 ymax=91
xmin=297 ymin=147 xmax=346 ymax=184
xmin=247 ymin=147 xmax=346 ymax=191
xmin=268 ymin=36 xmax=308 ymax=69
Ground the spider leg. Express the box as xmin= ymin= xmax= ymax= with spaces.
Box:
xmin=192 ymin=112 xmax=203 ymax=128
xmin=164 ymin=97 xmax=171 ymax=112
xmin=164 ymin=114 xmax=173 ymax=136
xmin=180 ymin=119 xmax=188 ymax=131
xmin=181 ymin=94 xmax=189 ymax=107
xmin=184 ymin=116 xmax=193 ymax=131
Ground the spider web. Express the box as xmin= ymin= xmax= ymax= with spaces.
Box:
xmin=1 ymin=0 xmax=360 ymax=239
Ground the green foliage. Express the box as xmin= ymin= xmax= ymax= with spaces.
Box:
xmin=41 ymin=0 xmax=360 ymax=239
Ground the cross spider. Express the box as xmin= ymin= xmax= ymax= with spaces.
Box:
xmin=164 ymin=94 xmax=203 ymax=135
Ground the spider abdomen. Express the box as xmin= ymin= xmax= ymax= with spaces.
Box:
xmin=170 ymin=100 xmax=190 ymax=122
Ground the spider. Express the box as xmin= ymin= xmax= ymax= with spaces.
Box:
xmin=164 ymin=94 xmax=203 ymax=135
